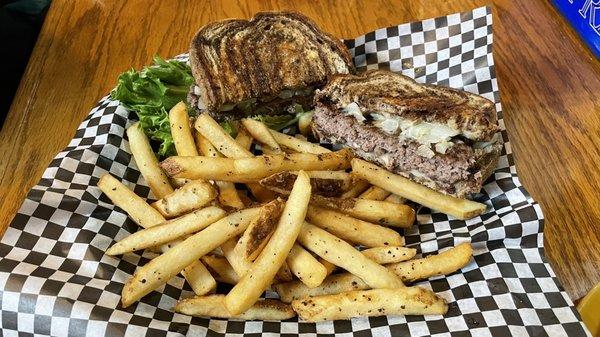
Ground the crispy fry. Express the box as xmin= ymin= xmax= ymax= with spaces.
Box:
xmin=361 ymin=246 xmax=417 ymax=264
xmin=318 ymin=257 xmax=337 ymax=276
xmin=385 ymin=194 xmax=406 ymax=204
xmin=305 ymin=206 xmax=403 ymax=247
xmin=221 ymin=238 xmax=252 ymax=277
xmin=175 ymin=295 xmax=295 ymax=320
xmin=286 ymin=243 xmax=327 ymax=288
xmin=152 ymin=180 xmax=217 ymax=218
xmin=126 ymin=122 xmax=174 ymax=198
xmin=195 ymin=113 xmax=253 ymax=158
xmin=260 ymin=145 xmax=282 ymax=155
xmin=298 ymin=223 xmax=403 ymax=289
xmin=235 ymin=125 xmax=254 ymax=151
xmin=340 ymin=178 xmax=370 ymax=198
xmin=246 ymin=183 xmax=278 ymax=202
xmin=181 ymin=260 xmax=216 ymax=296
xmin=275 ymin=262 xmax=294 ymax=283
xmin=169 ymin=102 xmax=198 ymax=156
xmin=225 ymin=171 xmax=311 ymax=315
xmin=269 ymin=129 xmax=330 ymax=154
xmin=310 ymin=195 xmax=415 ymax=228
xmin=242 ymin=119 xmax=281 ymax=151
xmin=260 ymin=171 xmax=352 ymax=197
xmin=202 ymin=255 xmax=240 ymax=285
xmin=171 ymin=178 xmax=192 ymax=188
xmin=106 ymin=206 xmax=226 ymax=255
xmin=352 ymin=159 xmax=487 ymax=220
xmin=274 ymin=273 xmax=368 ymax=303
xmin=292 ymin=287 xmax=448 ymax=322
xmin=97 ymin=174 xmax=165 ymax=228
xmin=233 ymin=199 xmax=284 ymax=262
xmin=358 ymin=186 xmax=391 ymax=201
xmin=160 ymin=149 xmax=353 ymax=182
xmin=387 ymin=243 xmax=473 ymax=283
xmin=121 ymin=207 xmax=260 ymax=307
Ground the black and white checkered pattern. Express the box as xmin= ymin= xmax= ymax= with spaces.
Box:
xmin=0 ymin=6 xmax=590 ymax=337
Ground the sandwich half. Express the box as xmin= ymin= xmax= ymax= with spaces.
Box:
xmin=188 ymin=11 xmax=353 ymax=122
xmin=312 ymin=70 xmax=502 ymax=198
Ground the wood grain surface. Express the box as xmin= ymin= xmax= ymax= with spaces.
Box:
xmin=0 ymin=0 xmax=599 ymax=301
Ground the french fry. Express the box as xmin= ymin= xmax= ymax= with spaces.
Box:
xmin=202 ymin=255 xmax=240 ymax=285
xmin=340 ymin=178 xmax=370 ymax=198
xmin=126 ymin=122 xmax=173 ymax=198
xmin=286 ymin=244 xmax=327 ymax=288
xmin=352 ymin=159 xmax=487 ymax=220
xmin=195 ymin=133 xmax=245 ymax=209
xmin=233 ymin=199 xmax=284 ymax=262
xmin=121 ymin=207 xmax=261 ymax=307
xmin=387 ymin=243 xmax=473 ymax=283
xmin=361 ymin=246 xmax=417 ymax=264
xmin=298 ymin=111 xmax=313 ymax=136
xmin=242 ymin=119 xmax=281 ymax=151
xmin=305 ymin=206 xmax=403 ymax=247
xmin=181 ymin=260 xmax=216 ymax=296
xmin=225 ymin=171 xmax=312 ymax=315
xmin=160 ymin=149 xmax=353 ymax=182
xmin=97 ymin=174 xmax=165 ymax=228
xmin=274 ymin=273 xmax=369 ymax=303
xmin=260 ymin=145 xmax=281 ymax=155
xmin=221 ymin=238 xmax=252 ymax=277
xmin=235 ymin=125 xmax=254 ymax=151
xmin=175 ymin=295 xmax=295 ymax=320
xmin=310 ymin=195 xmax=415 ymax=228
xmin=169 ymin=102 xmax=198 ymax=156
xmin=106 ymin=206 xmax=226 ymax=255
xmin=260 ymin=171 xmax=352 ymax=197
xmin=297 ymin=223 xmax=403 ymax=289
xmin=246 ymin=183 xmax=278 ymax=202
xmin=292 ymin=287 xmax=448 ymax=322
xmin=358 ymin=186 xmax=391 ymax=201
xmin=171 ymin=178 xmax=192 ymax=188
xmin=269 ymin=129 xmax=330 ymax=154
xmin=385 ymin=194 xmax=406 ymax=204
xmin=318 ymin=257 xmax=337 ymax=276
xmin=195 ymin=113 xmax=253 ymax=158
xmin=275 ymin=262 xmax=294 ymax=283
xmin=152 ymin=180 xmax=217 ymax=218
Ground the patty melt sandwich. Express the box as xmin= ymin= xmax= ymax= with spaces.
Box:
xmin=188 ymin=11 xmax=353 ymax=122
xmin=312 ymin=70 xmax=502 ymax=198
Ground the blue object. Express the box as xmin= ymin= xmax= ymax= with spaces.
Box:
xmin=552 ymin=0 xmax=600 ymax=58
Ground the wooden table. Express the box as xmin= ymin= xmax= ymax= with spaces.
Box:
xmin=1 ymin=0 xmax=599 ymax=301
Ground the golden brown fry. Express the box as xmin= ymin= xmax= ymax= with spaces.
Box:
xmin=274 ymin=273 xmax=368 ymax=303
xmin=260 ymin=171 xmax=352 ymax=197
xmin=351 ymin=159 xmax=487 ymax=220
xmin=286 ymin=243 xmax=327 ymax=288
xmin=169 ymin=102 xmax=198 ymax=156
xmin=160 ymin=149 xmax=353 ymax=182
xmin=195 ymin=113 xmax=253 ymax=158
xmin=175 ymin=295 xmax=296 ymax=320
xmin=340 ymin=178 xmax=370 ymax=198
xmin=275 ymin=262 xmax=294 ymax=283
xmin=310 ymin=195 xmax=415 ymax=228
xmin=235 ymin=125 xmax=254 ymax=151
xmin=202 ymin=255 xmax=240 ymax=285
xmin=126 ymin=122 xmax=174 ymax=198
xmin=246 ymin=183 xmax=278 ymax=202
xmin=305 ymin=206 xmax=403 ymax=247
xmin=317 ymin=257 xmax=337 ymax=276
xmin=387 ymin=243 xmax=473 ymax=283
xmin=292 ymin=287 xmax=448 ymax=322
xmin=297 ymin=223 xmax=403 ymax=289
xmin=152 ymin=180 xmax=217 ymax=218
xmin=242 ymin=119 xmax=281 ymax=151
xmin=97 ymin=174 xmax=165 ymax=228
xmin=233 ymin=199 xmax=284 ymax=262
xmin=225 ymin=171 xmax=312 ymax=315
xmin=121 ymin=207 xmax=260 ymax=307
xmin=106 ymin=206 xmax=226 ymax=255
xmin=269 ymin=129 xmax=330 ymax=154
xmin=358 ymin=186 xmax=391 ymax=201
xmin=385 ymin=194 xmax=406 ymax=204
xmin=171 ymin=178 xmax=192 ymax=188
xmin=221 ymin=238 xmax=252 ymax=277
xmin=181 ymin=260 xmax=216 ymax=296
xmin=361 ymin=246 xmax=417 ymax=264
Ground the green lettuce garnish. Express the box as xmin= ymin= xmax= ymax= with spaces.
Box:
xmin=111 ymin=56 xmax=194 ymax=157
xmin=251 ymin=104 xmax=312 ymax=131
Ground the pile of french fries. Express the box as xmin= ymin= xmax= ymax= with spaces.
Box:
xmin=98 ymin=101 xmax=482 ymax=322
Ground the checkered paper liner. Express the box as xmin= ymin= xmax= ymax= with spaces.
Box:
xmin=0 ymin=6 xmax=590 ymax=337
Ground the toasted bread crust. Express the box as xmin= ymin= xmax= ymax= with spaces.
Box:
xmin=190 ymin=11 xmax=353 ymax=111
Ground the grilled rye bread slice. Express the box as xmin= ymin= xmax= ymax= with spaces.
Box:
xmin=189 ymin=11 xmax=353 ymax=121
xmin=312 ymin=70 xmax=501 ymax=198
